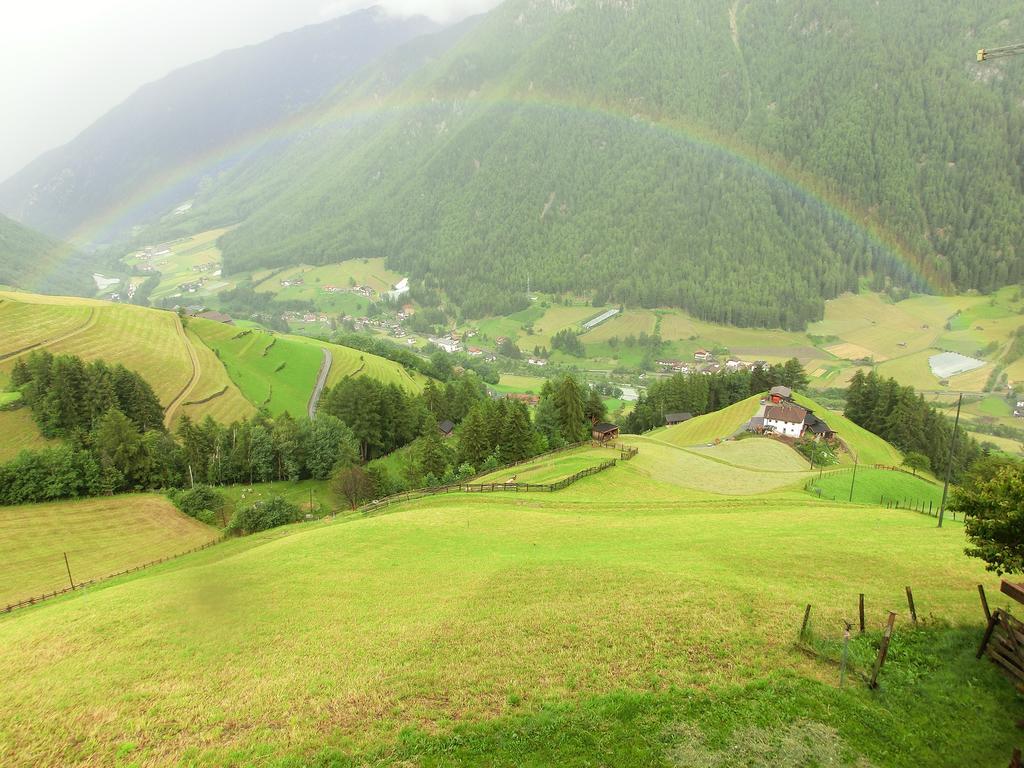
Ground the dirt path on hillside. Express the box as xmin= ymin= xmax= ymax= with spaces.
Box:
xmin=308 ymin=347 xmax=333 ymax=420
xmin=163 ymin=316 xmax=201 ymax=427
xmin=0 ymin=307 xmax=98 ymax=362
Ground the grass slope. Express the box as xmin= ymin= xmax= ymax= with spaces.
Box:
xmin=809 ymin=467 xmax=945 ymax=508
xmin=0 ymin=494 xmax=218 ymax=606
xmin=0 ymin=452 xmax=1013 ymax=766
xmin=0 ymin=408 xmax=56 ymax=461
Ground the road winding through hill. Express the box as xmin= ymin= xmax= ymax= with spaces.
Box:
xmin=308 ymin=347 xmax=333 ymax=420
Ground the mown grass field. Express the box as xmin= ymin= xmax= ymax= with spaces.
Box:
xmin=653 ymin=394 xmax=762 ymax=446
xmin=0 ymin=494 xmax=218 ymax=606
xmin=254 ymin=258 xmax=403 ymax=297
xmin=491 ymin=373 xmax=547 ymax=394
xmin=0 ymin=439 xmax=1015 ymax=766
xmin=0 ymin=408 xmax=55 ymax=461
xmin=0 ymin=294 xmax=95 ymax=353
xmin=176 ymin=326 xmax=256 ymax=425
xmin=808 ymin=467 xmax=945 ymax=508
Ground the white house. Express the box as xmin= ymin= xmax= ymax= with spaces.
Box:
xmin=763 ymin=404 xmax=807 ymax=438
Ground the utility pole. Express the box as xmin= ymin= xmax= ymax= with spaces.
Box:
xmin=63 ymin=552 xmax=75 ymax=590
xmin=938 ymin=392 xmax=963 ymax=528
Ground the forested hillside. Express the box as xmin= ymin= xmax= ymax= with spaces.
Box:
xmin=186 ymin=0 xmax=1024 ymax=329
xmin=0 ymin=8 xmax=439 ymax=241
xmin=0 ymin=214 xmax=91 ymax=295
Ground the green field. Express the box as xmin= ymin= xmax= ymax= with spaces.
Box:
xmin=0 ymin=494 xmax=219 ymax=606
xmin=491 ymin=373 xmax=547 ymax=394
xmin=187 ymin=319 xmax=425 ymax=418
xmin=808 ymin=467 xmax=945 ymax=508
xmin=0 ymin=437 xmax=1015 ymax=766
xmin=789 ymin=393 xmax=904 ymax=466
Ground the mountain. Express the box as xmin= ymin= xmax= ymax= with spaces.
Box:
xmin=0 ymin=7 xmax=439 ymax=243
xmin=183 ymin=0 xmax=1024 ymax=329
xmin=0 ymin=214 xmax=91 ymax=296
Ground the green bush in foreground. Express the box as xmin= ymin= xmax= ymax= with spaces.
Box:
xmin=169 ymin=485 xmax=226 ymax=527
xmin=227 ymin=496 xmax=301 ymax=535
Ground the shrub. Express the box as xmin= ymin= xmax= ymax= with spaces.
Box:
xmin=169 ymin=485 xmax=226 ymax=526
xmin=227 ymin=496 xmax=300 ymax=535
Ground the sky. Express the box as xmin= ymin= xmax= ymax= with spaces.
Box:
xmin=0 ymin=0 xmax=498 ymax=183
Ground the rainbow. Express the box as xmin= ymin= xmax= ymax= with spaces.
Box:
xmin=62 ymin=85 xmax=945 ymax=294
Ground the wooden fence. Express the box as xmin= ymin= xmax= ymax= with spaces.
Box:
xmin=3 ymin=538 xmax=223 ymax=615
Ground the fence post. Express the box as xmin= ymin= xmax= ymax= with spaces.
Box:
xmin=63 ymin=552 xmax=75 ymax=591
xmin=859 ymin=593 xmax=865 ymax=634
xmin=869 ymin=611 xmax=897 ymax=688
xmin=800 ymin=603 xmax=812 ymax=641
xmin=906 ymin=586 xmax=917 ymax=625
xmin=840 ymin=621 xmax=852 ymax=688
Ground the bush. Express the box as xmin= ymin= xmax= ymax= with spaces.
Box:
xmin=169 ymin=485 xmax=225 ymax=525
xmin=227 ymin=496 xmax=300 ymax=535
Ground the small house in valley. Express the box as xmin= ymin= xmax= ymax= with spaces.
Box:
xmin=438 ymin=420 xmax=455 ymax=438
xmin=592 ymin=422 xmax=620 ymax=442
xmin=664 ymin=412 xmax=692 ymax=426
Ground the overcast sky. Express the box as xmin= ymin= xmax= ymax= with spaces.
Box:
xmin=0 ymin=0 xmax=497 ymax=183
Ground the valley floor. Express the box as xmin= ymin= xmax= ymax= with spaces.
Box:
xmin=0 ymin=436 xmax=1018 ymax=766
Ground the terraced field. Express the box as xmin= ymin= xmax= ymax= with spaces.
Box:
xmin=0 ymin=494 xmax=218 ymax=606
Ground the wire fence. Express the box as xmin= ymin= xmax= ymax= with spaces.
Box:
xmin=804 ymin=467 xmax=959 ymax=521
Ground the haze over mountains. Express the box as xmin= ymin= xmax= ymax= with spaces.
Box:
xmin=0 ymin=7 xmax=439 ymax=242
xmin=4 ymin=0 xmax=1024 ymax=329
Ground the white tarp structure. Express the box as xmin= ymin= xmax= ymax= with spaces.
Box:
xmin=929 ymin=351 xmax=985 ymax=379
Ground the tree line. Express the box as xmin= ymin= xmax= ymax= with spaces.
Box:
xmin=844 ymin=370 xmax=981 ymax=482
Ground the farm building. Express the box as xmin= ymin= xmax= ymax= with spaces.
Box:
xmin=769 ymin=385 xmax=793 ymax=403
xmin=194 ymin=310 xmax=234 ymax=325
xmin=438 ymin=420 xmax=455 ymax=438
xmin=592 ymin=422 xmax=620 ymax=442
xmin=803 ymin=412 xmax=835 ymax=440
xmin=582 ymin=308 xmax=620 ymax=331
xmin=693 ymin=350 xmax=713 ymax=362
xmin=508 ymin=393 xmax=541 ymax=406
xmin=664 ymin=412 xmax=692 ymax=426
xmin=763 ymin=404 xmax=806 ymax=438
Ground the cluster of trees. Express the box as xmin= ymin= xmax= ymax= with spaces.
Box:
xmin=623 ymin=359 xmax=809 ymax=433
xmin=844 ymin=370 xmax=980 ymax=482
xmin=12 ymin=351 xmax=164 ymax=437
xmin=551 ymin=329 xmax=585 ymax=357
xmin=952 ymin=457 xmax=1024 ymax=576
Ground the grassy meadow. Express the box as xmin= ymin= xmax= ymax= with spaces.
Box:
xmin=808 ymin=467 xmax=945 ymax=508
xmin=474 ymin=445 xmax=613 ymax=484
xmin=653 ymin=394 xmax=763 ymax=446
xmin=124 ymin=228 xmax=237 ymax=301
xmin=0 ymin=438 xmax=1017 ymax=766
xmin=0 ymin=494 xmax=219 ymax=606
xmin=0 ymin=408 xmax=56 ymax=461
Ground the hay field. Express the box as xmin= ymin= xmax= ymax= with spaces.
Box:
xmin=0 ymin=494 xmax=218 ymax=606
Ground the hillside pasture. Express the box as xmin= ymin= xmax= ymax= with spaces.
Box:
xmin=0 ymin=456 xmax=1010 ymax=765
xmin=127 ymin=228 xmax=234 ymax=301
xmin=688 ymin=437 xmax=809 ymax=471
xmin=791 ymin=393 xmax=903 ymax=466
xmin=492 ymin=373 xmax=547 ymax=394
xmin=254 ymin=258 xmax=403 ymax=297
xmin=189 ymin=320 xmax=323 ymax=417
xmin=0 ymin=494 xmax=218 ymax=606
xmin=580 ymin=308 xmax=657 ymax=342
